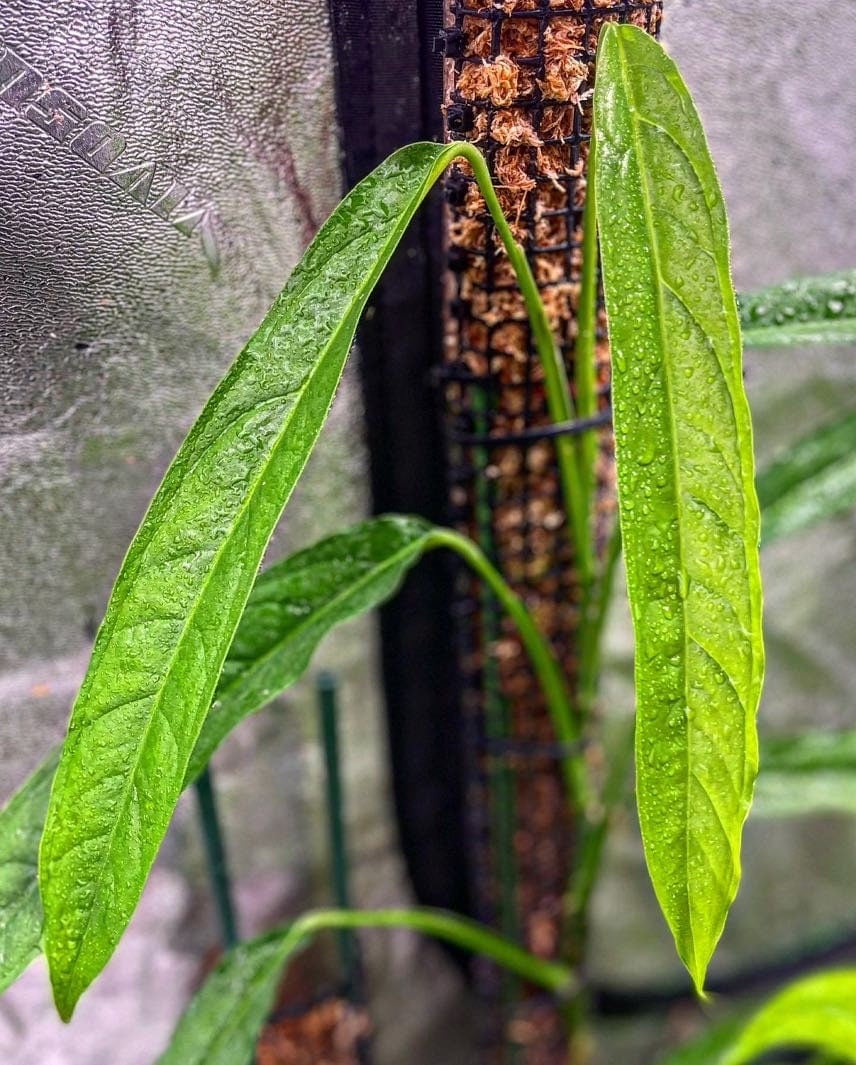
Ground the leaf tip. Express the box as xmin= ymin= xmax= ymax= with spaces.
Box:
xmin=683 ymin=943 xmax=712 ymax=1002
xmin=50 ymin=978 xmax=79 ymax=1024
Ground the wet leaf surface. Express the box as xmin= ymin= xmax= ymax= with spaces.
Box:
xmin=186 ymin=514 xmax=435 ymax=782
xmin=740 ymin=269 xmax=856 ymax=348
xmin=595 ymin=24 xmax=764 ymax=991
xmin=39 ymin=143 xmax=465 ymax=1019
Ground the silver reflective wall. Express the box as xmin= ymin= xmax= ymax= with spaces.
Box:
xmin=0 ymin=2 xmax=341 ymax=782
xmin=0 ymin=4 xmax=366 ymax=1062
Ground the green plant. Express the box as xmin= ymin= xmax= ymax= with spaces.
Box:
xmin=3 ymin=21 xmax=856 ymax=1063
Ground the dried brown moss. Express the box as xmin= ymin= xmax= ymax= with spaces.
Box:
xmin=442 ymin=3 xmax=662 ymax=1060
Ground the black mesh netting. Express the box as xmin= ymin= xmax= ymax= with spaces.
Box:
xmin=436 ymin=2 xmax=662 ymax=1059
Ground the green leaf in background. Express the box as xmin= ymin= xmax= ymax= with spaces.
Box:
xmin=156 ymin=909 xmax=574 ymax=1065
xmin=38 ymin=142 xmax=475 ymax=1020
xmin=757 ymin=411 xmax=856 ymax=543
xmin=740 ymin=269 xmax=856 ymax=348
xmin=187 ymin=514 xmax=435 ymax=782
xmin=753 ymin=729 xmax=856 ymax=818
xmin=594 ymin=24 xmax=764 ymax=992
xmin=660 ymin=970 xmax=856 ymax=1064
xmin=0 ymin=750 xmax=58 ymax=993
xmin=724 ymin=969 xmax=856 ymax=1065
xmin=155 ymin=927 xmax=308 ymax=1065
xmin=656 ymin=1017 xmax=744 ymax=1065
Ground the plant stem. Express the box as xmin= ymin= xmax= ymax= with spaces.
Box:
xmin=576 ymin=138 xmax=601 ymax=528
xmin=429 ymin=527 xmax=588 ymax=811
xmin=458 ymin=143 xmax=594 ymax=588
xmin=578 ymin=522 xmax=623 ymax=716
xmin=566 ymin=715 xmax=634 ymax=947
xmin=291 ymin=908 xmax=577 ymax=997
xmin=471 ymin=388 xmax=521 ymax=952
xmin=573 ymin=139 xmax=607 ymax=736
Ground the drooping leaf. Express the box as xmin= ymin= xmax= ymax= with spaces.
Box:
xmin=39 ymin=142 xmax=475 ymax=1019
xmin=0 ymin=516 xmax=437 ymax=993
xmin=753 ymin=729 xmax=856 ymax=818
xmin=0 ymin=750 xmax=58 ymax=992
xmin=186 ymin=514 xmax=436 ymax=782
xmin=157 ymin=908 xmax=574 ymax=1065
xmin=594 ymin=24 xmax=764 ymax=992
xmin=740 ymin=270 xmax=856 ymax=348
xmin=156 ymin=927 xmax=309 ymax=1065
xmin=5 ymin=514 xmax=574 ymax=998
xmin=757 ymin=411 xmax=856 ymax=543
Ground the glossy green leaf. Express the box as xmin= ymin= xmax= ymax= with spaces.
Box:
xmin=740 ymin=270 xmax=856 ymax=348
xmin=757 ymin=411 xmax=856 ymax=543
xmin=754 ymin=729 xmax=856 ymax=818
xmin=39 ymin=141 xmax=480 ymax=1020
xmin=594 ymin=24 xmax=764 ymax=992
xmin=4 ymin=513 xmax=575 ymax=998
xmin=157 ymin=909 xmax=574 ymax=1065
xmin=0 ymin=750 xmax=58 ymax=992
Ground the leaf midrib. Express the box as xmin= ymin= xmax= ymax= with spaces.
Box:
xmin=614 ymin=33 xmax=698 ymax=974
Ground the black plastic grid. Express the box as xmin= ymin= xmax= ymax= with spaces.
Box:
xmin=437 ymin=1 xmax=662 ymax=1059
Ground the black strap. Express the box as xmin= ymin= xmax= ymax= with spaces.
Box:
xmin=327 ymin=0 xmax=473 ymax=926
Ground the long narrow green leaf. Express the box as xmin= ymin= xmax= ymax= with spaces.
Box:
xmin=661 ymin=969 xmax=856 ymax=1064
xmin=757 ymin=411 xmax=856 ymax=543
xmin=754 ymin=729 xmax=856 ymax=818
xmin=157 ymin=908 xmax=575 ymax=1065
xmin=39 ymin=142 xmax=484 ymax=1020
xmin=4 ymin=514 xmax=575 ymax=996
xmin=740 ymin=269 xmax=856 ymax=348
xmin=594 ymin=24 xmax=764 ymax=992
xmin=0 ymin=750 xmax=58 ymax=993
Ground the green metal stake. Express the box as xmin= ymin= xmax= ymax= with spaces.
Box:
xmin=470 ymin=387 xmax=522 ymax=1064
xmin=195 ymin=766 xmax=239 ymax=950
xmin=317 ymin=671 xmax=360 ymax=996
